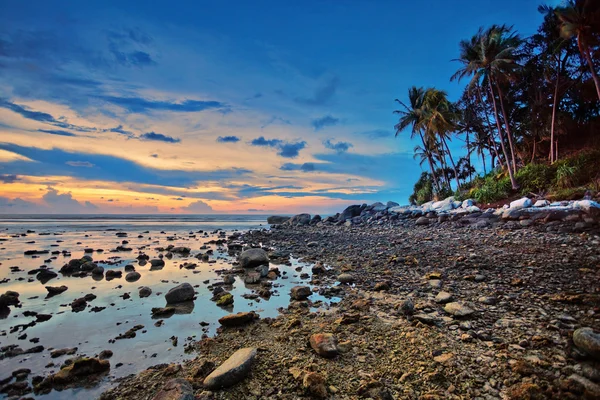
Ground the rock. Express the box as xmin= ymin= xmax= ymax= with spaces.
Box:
xmin=36 ymin=270 xmax=58 ymax=284
xmin=45 ymin=357 xmax=110 ymax=386
xmin=238 ymin=248 xmax=269 ymax=269
xmin=290 ymin=286 xmax=312 ymax=300
xmin=267 ymin=216 xmax=289 ymax=224
xmin=203 ymin=348 xmax=257 ymax=389
xmin=415 ymin=217 xmax=429 ymax=226
xmin=50 ymin=347 xmax=77 ymax=358
xmin=374 ymin=281 xmax=390 ymax=291
xmin=150 ymin=259 xmax=165 ymax=268
xmin=287 ymin=213 xmax=312 ymax=226
xmin=98 ymin=350 xmax=113 ymax=360
xmin=435 ymin=291 xmax=453 ymax=304
xmin=222 ymin=275 xmax=235 ymax=285
xmin=566 ymin=374 xmax=600 ymax=397
xmin=152 ymin=378 xmax=195 ymax=400
xmin=444 ymin=302 xmax=474 ymax=317
xmin=338 ymin=273 xmax=354 ymax=284
xmin=399 ymin=298 xmax=414 ymax=315
xmin=165 ymin=283 xmax=195 ymax=304
xmin=151 ymin=307 xmax=176 ymax=317
xmin=105 ymin=270 xmax=122 ymax=279
xmin=509 ymin=197 xmax=532 ymax=210
xmin=573 ymin=327 xmax=600 ymax=360
xmin=303 ymin=372 xmax=327 ymax=398
xmin=139 ymin=286 xmax=152 ymax=298
xmin=125 ymin=272 xmax=141 ymax=282
xmin=216 ymin=293 xmax=234 ymax=307
xmin=534 ymin=199 xmax=550 ymax=207
xmin=0 ymin=291 xmax=20 ymax=309
xmin=338 ymin=205 xmax=363 ymax=221
xmin=386 ymin=201 xmax=399 ymax=208
xmin=91 ymin=266 xmax=104 ymax=275
xmin=478 ymin=296 xmax=497 ymax=305
xmin=218 ymin=312 xmax=258 ymax=327
xmin=45 ymin=286 xmax=68 ymax=297
xmin=309 ymin=333 xmax=338 ymax=358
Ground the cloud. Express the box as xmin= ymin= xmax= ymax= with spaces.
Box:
xmin=251 ymin=136 xmax=283 ymax=147
xmin=249 ymin=137 xmax=306 ymax=158
xmin=323 ymin=139 xmax=353 ymax=153
xmin=107 ymin=125 xmax=134 ymax=137
xmin=311 ymin=115 xmax=339 ymax=131
xmin=38 ymin=129 xmax=76 ymax=137
xmin=295 ymin=76 xmax=339 ymax=106
xmin=66 ymin=161 xmax=94 ymax=167
xmin=140 ymin=131 xmax=181 ymax=143
xmin=216 ymin=136 xmax=240 ymax=143
xmin=359 ymin=129 xmax=391 ymax=139
xmin=98 ymin=95 xmax=226 ymax=113
xmin=181 ymin=200 xmax=213 ymax=213
xmin=0 ymin=174 xmax=20 ymax=183
xmin=280 ymin=162 xmax=316 ymax=172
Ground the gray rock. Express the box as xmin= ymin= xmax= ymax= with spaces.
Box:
xmin=152 ymin=378 xmax=195 ymax=400
xmin=444 ymin=302 xmax=474 ymax=317
xmin=573 ymin=327 xmax=600 ymax=360
xmin=337 ymin=273 xmax=354 ymax=284
xmin=239 ymin=248 xmax=269 ymax=269
xmin=435 ymin=291 xmax=453 ymax=304
xmin=416 ymin=217 xmax=429 ymax=226
xmin=150 ymin=259 xmax=165 ymax=268
xmin=139 ymin=286 xmax=152 ymax=298
xmin=165 ymin=283 xmax=195 ymax=304
xmin=203 ymin=348 xmax=257 ymax=389
xmin=125 ymin=272 xmax=141 ymax=282
xmin=287 ymin=213 xmax=311 ymax=226
xmin=267 ymin=215 xmax=290 ymax=224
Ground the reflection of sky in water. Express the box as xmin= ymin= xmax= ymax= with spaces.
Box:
xmin=0 ymin=218 xmax=334 ymax=399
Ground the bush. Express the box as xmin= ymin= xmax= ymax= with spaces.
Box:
xmin=469 ymin=173 xmax=511 ymax=204
xmin=515 ymin=163 xmax=555 ymax=195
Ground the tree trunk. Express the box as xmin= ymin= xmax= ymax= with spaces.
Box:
xmin=482 ymin=152 xmax=487 ymax=175
xmin=494 ymin=80 xmax=518 ymax=175
xmin=442 ymin=137 xmax=461 ymax=190
xmin=477 ymin=84 xmax=502 ymax=167
xmin=488 ymin=80 xmax=519 ymax=189
xmin=531 ymin=140 xmax=537 ymax=164
xmin=550 ymin=58 xmax=560 ymax=163
xmin=419 ymin=131 xmax=442 ymax=193
xmin=580 ymin=34 xmax=600 ymax=102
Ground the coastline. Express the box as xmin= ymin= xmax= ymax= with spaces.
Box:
xmin=100 ymin=207 xmax=600 ymax=399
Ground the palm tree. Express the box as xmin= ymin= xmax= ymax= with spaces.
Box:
xmin=556 ymin=0 xmax=600 ymax=102
xmin=451 ymin=25 xmax=522 ymax=189
xmin=394 ymin=87 xmax=443 ymax=193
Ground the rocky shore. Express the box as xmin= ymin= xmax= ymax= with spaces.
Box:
xmin=100 ymin=199 xmax=600 ymax=400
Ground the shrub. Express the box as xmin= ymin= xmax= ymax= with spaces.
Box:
xmin=515 ymin=163 xmax=555 ymax=195
xmin=470 ymin=174 xmax=511 ymax=204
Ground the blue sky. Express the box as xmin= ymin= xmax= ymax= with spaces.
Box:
xmin=0 ymin=0 xmax=551 ymax=213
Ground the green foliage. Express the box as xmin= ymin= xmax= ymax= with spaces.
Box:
xmin=554 ymin=162 xmax=577 ymax=189
xmin=409 ymin=172 xmax=434 ymax=205
xmin=515 ymin=163 xmax=555 ymax=195
xmin=469 ymin=173 xmax=512 ymax=204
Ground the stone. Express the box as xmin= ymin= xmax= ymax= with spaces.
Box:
xmin=399 ymin=298 xmax=414 ymax=315
xmin=309 ymin=333 xmax=338 ymax=358
xmin=444 ymin=302 xmax=474 ymax=317
xmin=125 ymin=272 xmax=141 ymax=282
xmin=509 ymin=197 xmax=532 ymax=210
xmin=290 ymin=286 xmax=312 ymax=300
xmin=287 ymin=213 xmax=312 ymax=226
xmin=218 ymin=312 xmax=257 ymax=327
xmin=91 ymin=266 xmax=104 ymax=275
xmin=478 ymin=296 xmax=497 ymax=305
xmin=152 ymin=378 xmax=194 ymax=400
xmin=165 ymin=283 xmax=195 ymax=304
xmin=45 ymin=286 xmax=68 ymax=297
xmin=150 ymin=259 xmax=165 ymax=268
xmin=415 ymin=217 xmax=429 ymax=226
xmin=203 ymin=348 xmax=257 ymax=389
xmin=435 ymin=291 xmax=453 ymax=304
xmin=534 ymin=199 xmax=550 ymax=207
xmin=303 ymin=372 xmax=327 ymax=398
xmin=573 ymin=327 xmax=600 ymax=360
xmin=267 ymin=216 xmax=290 ymax=224
xmin=216 ymin=293 xmax=234 ymax=307
xmin=238 ymin=248 xmax=269 ymax=269
xmin=374 ymin=281 xmax=390 ymax=291
xmin=337 ymin=273 xmax=354 ymax=284
xmin=139 ymin=286 xmax=152 ymax=298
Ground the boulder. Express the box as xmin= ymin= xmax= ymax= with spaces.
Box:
xmin=165 ymin=283 xmax=195 ymax=304
xmin=509 ymin=197 xmax=532 ymax=210
xmin=150 ymin=259 xmax=165 ymax=268
xmin=386 ymin=201 xmax=400 ymax=208
xmin=435 ymin=291 xmax=453 ymax=304
xmin=218 ymin=312 xmax=258 ymax=327
xmin=444 ymin=302 xmax=474 ymax=317
xmin=267 ymin=216 xmax=290 ymax=224
xmin=125 ymin=272 xmax=141 ymax=282
xmin=415 ymin=217 xmax=430 ymax=226
xmin=239 ymin=248 xmax=269 ymax=269
xmin=309 ymin=333 xmax=338 ymax=358
xmin=287 ymin=213 xmax=311 ymax=226
xmin=203 ymin=348 xmax=257 ymax=389
xmin=534 ymin=199 xmax=550 ymax=207
xmin=573 ymin=327 xmax=600 ymax=360
xmin=461 ymin=199 xmax=475 ymax=209
xmin=139 ymin=286 xmax=152 ymax=298
xmin=152 ymin=378 xmax=194 ymax=400
xmin=432 ymin=197 xmax=456 ymax=212
xmin=45 ymin=286 xmax=68 ymax=297
xmin=370 ymin=202 xmax=387 ymax=212
xmin=290 ymin=286 xmax=312 ymax=301
xmin=338 ymin=205 xmax=363 ymax=221
xmin=338 ymin=273 xmax=354 ymax=284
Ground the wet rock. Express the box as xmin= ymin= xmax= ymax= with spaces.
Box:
xmin=50 ymin=347 xmax=77 ymax=358
xmin=238 ymin=248 xmax=269 ymax=269
xmin=150 ymin=259 xmax=165 ymax=268
xmin=38 ymin=357 xmax=109 ymax=388
xmin=91 ymin=266 xmax=104 ymax=275
xmin=338 ymin=273 xmax=354 ymax=284
xmin=0 ymin=291 xmax=20 ymax=309
xmin=105 ymin=270 xmax=122 ymax=279
xmin=310 ymin=333 xmax=338 ymax=358
xmin=218 ymin=312 xmax=258 ymax=327
xmin=267 ymin=216 xmax=289 ymax=224
xmin=151 ymin=307 xmax=176 ymax=318
xmin=165 ymin=283 xmax=194 ymax=304
xmin=139 ymin=286 xmax=152 ymax=298
xmin=203 ymin=347 xmax=257 ymax=389
xmin=45 ymin=285 xmax=68 ymax=297
xmin=216 ymin=293 xmax=234 ymax=307
xmin=290 ymin=286 xmax=312 ymax=300
xmin=125 ymin=272 xmax=141 ymax=282
xmin=98 ymin=350 xmax=113 ymax=360
xmin=573 ymin=328 xmax=600 ymax=360
xmin=36 ymin=270 xmax=57 ymax=284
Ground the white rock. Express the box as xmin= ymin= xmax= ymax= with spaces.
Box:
xmin=534 ymin=200 xmax=550 ymax=207
xmin=461 ymin=199 xmax=475 ymax=209
xmin=509 ymin=197 xmax=532 ymax=210
xmin=573 ymin=200 xmax=600 ymax=211
xmin=370 ymin=202 xmax=387 ymax=212
xmin=432 ymin=197 xmax=456 ymax=212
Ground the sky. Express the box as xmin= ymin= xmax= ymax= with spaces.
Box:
xmin=0 ymin=0 xmax=554 ymax=214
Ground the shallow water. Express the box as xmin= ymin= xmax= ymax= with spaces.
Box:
xmin=0 ymin=216 xmax=332 ymax=399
